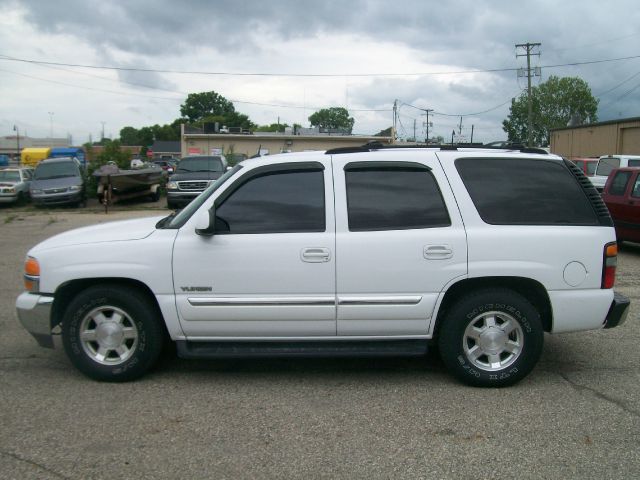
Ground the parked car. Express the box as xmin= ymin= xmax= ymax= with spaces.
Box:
xmin=166 ymin=155 xmax=227 ymax=209
xmin=602 ymin=167 xmax=640 ymax=243
xmin=591 ymin=155 xmax=640 ymax=191
xmin=569 ymin=157 xmax=598 ymax=177
xmin=0 ymin=167 xmax=33 ymax=205
xmin=16 ymin=145 xmax=629 ymax=387
xmin=152 ymin=159 xmax=177 ymax=174
xmin=30 ymin=157 xmax=86 ymax=207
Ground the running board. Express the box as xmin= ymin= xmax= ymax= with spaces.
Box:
xmin=176 ymin=339 xmax=428 ymax=359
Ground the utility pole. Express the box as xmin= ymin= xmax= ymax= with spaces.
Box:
xmin=421 ymin=109 xmax=433 ymax=143
xmin=100 ymin=121 xmax=106 ymax=141
xmin=413 ymin=119 xmax=417 ymax=141
xmin=392 ymin=99 xmax=398 ymax=141
xmin=516 ymin=42 xmax=541 ymax=147
xmin=458 ymin=116 xmax=463 ymax=135
xmin=13 ymin=125 xmax=20 ymax=160
xmin=48 ymin=111 xmax=54 ymax=138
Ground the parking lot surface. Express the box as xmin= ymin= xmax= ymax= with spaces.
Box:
xmin=1 ymin=206 xmax=639 ymax=479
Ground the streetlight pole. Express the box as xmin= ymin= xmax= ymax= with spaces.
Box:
xmin=13 ymin=125 xmax=20 ymax=162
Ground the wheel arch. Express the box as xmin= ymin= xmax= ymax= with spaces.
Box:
xmin=52 ymin=278 xmax=166 ymax=334
xmin=433 ymin=276 xmax=553 ymax=337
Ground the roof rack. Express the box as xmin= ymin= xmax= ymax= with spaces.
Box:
xmin=325 ymin=142 xmax=550 ymax=155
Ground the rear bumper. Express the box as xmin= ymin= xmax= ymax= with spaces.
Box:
xmin=603 ymin=292 xmax=631 ymax=329
xmin=16 ymin=292 xmax=55 ymax=348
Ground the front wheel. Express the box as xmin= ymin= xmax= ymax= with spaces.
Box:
xmin=438 ymin=289 xmax=543 ymax=387
xmin=62 ymin=285 xmax=165 ymax=381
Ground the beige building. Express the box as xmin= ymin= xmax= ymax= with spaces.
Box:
xmin=550 ymin=117 xmax=640 ymax=158
xmin=181 ymin=124 xmax=394 ymax=159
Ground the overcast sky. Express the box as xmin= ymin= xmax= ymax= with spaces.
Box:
xmin=1 ymin=0 xmax=639 ymax=144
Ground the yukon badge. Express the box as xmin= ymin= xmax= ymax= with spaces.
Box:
xmin=180 ymin=286 xmax=213 ymax=292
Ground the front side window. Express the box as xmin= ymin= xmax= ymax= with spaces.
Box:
xmin=609 ymin=171 xmax=632 ymax=196
xmin=216 ymin=167 xmax=325 ymax=234
xmin=456 ymin=158 xmax=598 ymax=225
xmin=345 ymin=163 xmax=451 ymax=231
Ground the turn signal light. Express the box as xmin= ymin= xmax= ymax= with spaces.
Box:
xmin=24 ymin=257 xmax=40 ymax=292
xmin=602 ymin=242 xmax=617 ymax=289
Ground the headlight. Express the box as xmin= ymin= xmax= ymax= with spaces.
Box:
xmin=167 ymin=181 xmax=178 ymax=190
xmin=6 ymin=187 xmax=15 ymax=193
xmin=24 ymin=257 xmax=40 ymax=292
xmin=31 ymin=189 xmax=42 ymax=194
xmin=69 ymin=185 xmax=81 ymax=192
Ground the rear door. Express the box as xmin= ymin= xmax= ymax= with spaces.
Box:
xmin=331 ymin=152 xmax=467 ymax=336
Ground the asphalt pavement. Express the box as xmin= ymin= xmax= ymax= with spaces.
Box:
xmin=1 ymin=203 xmax=639 ymax=479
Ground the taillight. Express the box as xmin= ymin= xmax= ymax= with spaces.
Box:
xmin=601 ymin=242 xmax=617 ymax=289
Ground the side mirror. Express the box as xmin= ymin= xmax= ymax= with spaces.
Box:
xmin=195 ymin=206 xmax=216 ymax=236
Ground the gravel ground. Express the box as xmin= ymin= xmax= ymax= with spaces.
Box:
xmin=1 ymin=203 xmax=639 ymax=479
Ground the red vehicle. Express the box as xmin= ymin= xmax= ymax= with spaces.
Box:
xmin=570 ymin=157 xmax=598 ymax=177
xmin=602 ymin=167 xmax=640 ymax=243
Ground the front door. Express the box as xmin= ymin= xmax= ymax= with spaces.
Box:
xmin=172 ymin=160 xmax=336 ymax=338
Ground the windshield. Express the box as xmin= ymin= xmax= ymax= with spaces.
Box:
xmin=34 ymin=162 xmax=80 ymax=180
xmin=176 ymin=156 xmax=224 ymax=173
xmin=0 ymin=170 xmax=20 ymax=182
xmin=159 ymin=164 xmax=243 ymax=229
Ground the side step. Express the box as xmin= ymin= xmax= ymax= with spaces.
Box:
xmin=176 ymin=339 xmax=428 ymax=359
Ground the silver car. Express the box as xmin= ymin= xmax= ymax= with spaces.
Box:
xmin=0 ymin=167 xmax=33 ymax=205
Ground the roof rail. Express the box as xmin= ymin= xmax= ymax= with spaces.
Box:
xmin=325 ymin=142 xmax=551 ymax=155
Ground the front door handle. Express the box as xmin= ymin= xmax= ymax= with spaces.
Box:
xmin=424 ymin=244 xmax=453 ymax=260
xmin=301 ymin=247 xmax=331 ymax=263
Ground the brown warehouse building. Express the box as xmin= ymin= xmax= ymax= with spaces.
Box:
xmin=550 ymin=116 xmax=640 ymax=158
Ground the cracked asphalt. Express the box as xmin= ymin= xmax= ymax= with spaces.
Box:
xmin=1 ymin=206 xmax=639 ymax=479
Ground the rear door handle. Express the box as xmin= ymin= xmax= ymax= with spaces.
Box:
xmin=301 ymin=247 xmax=331 ymax=263
xmin=424 ymin=244 xmax=453 ymax=260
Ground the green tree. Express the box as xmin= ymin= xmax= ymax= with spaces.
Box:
xmin=255 ymin=122 xmax=289 ymax=133
xmin=502 ymin=76 xmax=598 ymax=146
xmin=180 ymin=91 xmax=236 ymax=122
xmin=119 ymin=126 xmax=140 ymax=146
xmin=308 ymin=107 xmax=355 ymax=133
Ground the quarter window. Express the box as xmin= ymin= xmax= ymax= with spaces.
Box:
xmin=216 ymin=167 xmax=325 ymax=234
xmin=345 ymin=163 xmax=451 ymax=231
xmin=456 ymin=158 xmax=598 ymax=225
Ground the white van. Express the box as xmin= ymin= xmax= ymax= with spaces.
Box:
xmin=591 ymin=154 xmax=640 ymax=191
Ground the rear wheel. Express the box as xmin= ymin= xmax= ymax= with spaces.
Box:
xmin=438 ymin=288 xmax=543 ymax=387
xmin=62 ymin=284 xmax=165 ymax=381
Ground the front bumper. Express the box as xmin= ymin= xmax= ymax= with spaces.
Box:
xmin=32 ymin=191 xmax=82 ymax=206
xmin=0 ymin=194 xmax=19 ymax=203
xmin=16 ymin=292 xmax=55 ymax=348
xmin=167 ymin=190 xmax=201 ymax=207
xmin=603 ymin=292 xmax=631 ymax=329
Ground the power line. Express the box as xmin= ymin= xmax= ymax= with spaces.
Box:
xmin=2 ymin=52 xmax=640 ymax=78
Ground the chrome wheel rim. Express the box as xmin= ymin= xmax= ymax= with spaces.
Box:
xmin=463 ymin=311 xmax=524 ymax=372
xmin=79 ymin=306 xmax=139 ymax=365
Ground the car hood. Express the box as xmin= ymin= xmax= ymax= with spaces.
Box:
xmin=30 ymin=215 xmax=166 ymax=253
xmin=170 ymin=171 xmax=223 ymax=182
xmin=0 ymin=180 xmax=22 ymax=187
xmin=31 ymin=176 xmax=82 ymax=190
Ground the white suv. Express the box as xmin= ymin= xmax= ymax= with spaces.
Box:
xmin=16 ymin=145 xmax=630 ymax=387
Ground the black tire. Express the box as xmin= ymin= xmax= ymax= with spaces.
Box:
xmin=150 ymin=188 xmax=161 ymax=202
xmin=16 ymin=192 xmax=26 ymax=206
xmin=438 ymin=288 xmax=543 ymax=387
xmin=62 ymin=284 xmax=165 ymax=382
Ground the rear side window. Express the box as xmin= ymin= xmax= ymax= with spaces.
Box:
xmin=345 ymin=163 xmax=451 ymax=231
xmin=628 ymin=159 xmax=640 ymax=168
xmin=586 ymin=162 xmax=597 ymax=175
xmin=456 ymin=158 xmax=598 ymax=225
xmin=609 ymin=171 xmax=632 ymax=196
xmin=596 ymin=157 xmax=620 ymax=176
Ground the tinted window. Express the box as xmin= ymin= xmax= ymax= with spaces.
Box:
xmin=609 ymin=171 xmax=632 ymax=196
xmin=345 ymin=164 xmax=450 ymax=231
xmin=586 ymin=162 xmax=597 ymax=175
xmin=628 ymin=159 xmax=640 ymax=168
xmin=456 ymin=158 xmax=598 ymax=225
xmin=596 ymin=157 xmax=620 ymax=176
xmin=632 ymin=176 xmax=640 ymax=198
xmin=177 ymin=156 xmax=224 ymax=173
xmin=216 ymin=168 xmax=325 ymax=234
